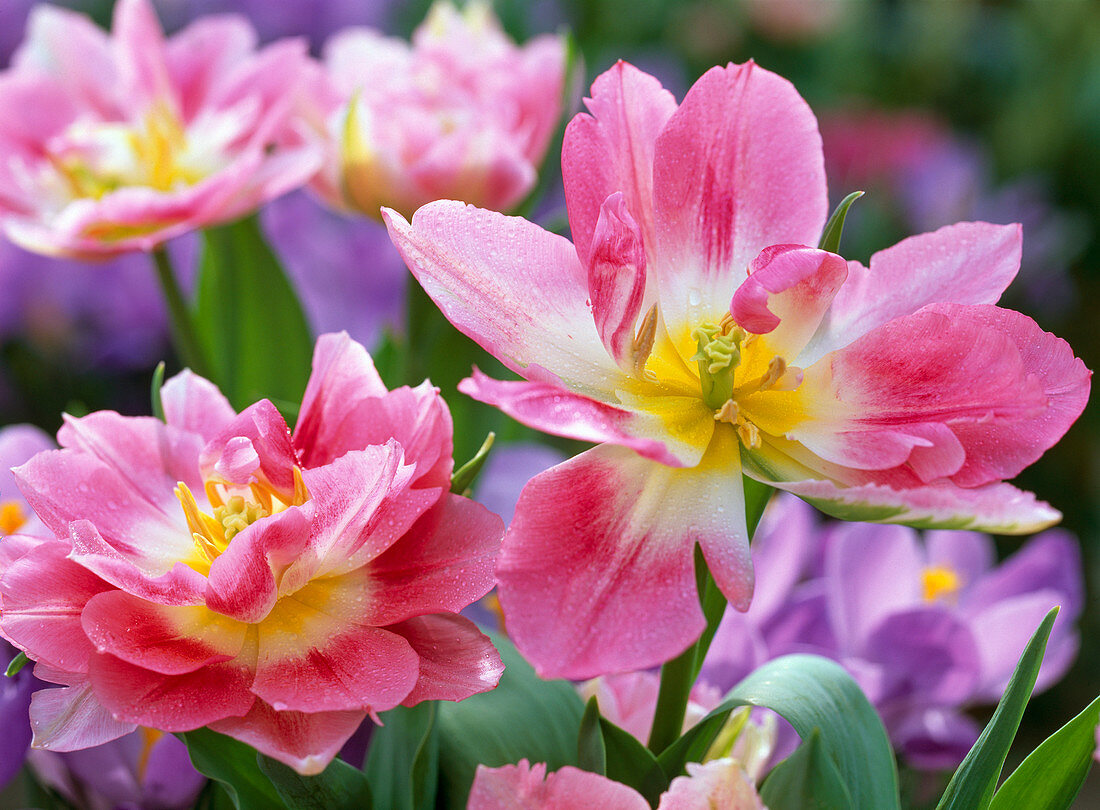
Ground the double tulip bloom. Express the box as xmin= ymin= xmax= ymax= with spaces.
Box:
xmin=385 ymin=61 xmax=1090 ymax=679
xmin=0 ymin=0 xmax=321 ymax=258
xmin=0 ymin=333 xmax=504 ymax=773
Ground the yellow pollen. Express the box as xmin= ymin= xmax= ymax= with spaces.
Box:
xmin=922 ymin=565 xmax=962 ymax=603
xmin=0 ymin=500 xmax=27 ymax=535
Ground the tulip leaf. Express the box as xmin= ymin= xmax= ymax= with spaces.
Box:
xmin=577 ymin=697 xmax=607 ymax=775
xmin=817 ymin=190 xmax=864 ymax=254
xmin=178 ymin=728 xmax=288 ymax=810
xmin=989 ymin=694 xmax=1100 ymax=810
xmin=5 ymin=650 xmax=29 ymax=677
xmin=450 ymin=432 xmax=496 ymax=494
xmin=150 ymin=361 xmax=166 ymax=421
xmin=936 ymin=607 xmax=1058 ymax=810
xmin=194 ymin=216 xmax=314 ymax=414
xmin=599 ymin=715 xmax=668 ymax=807
xmin=257 ymin=754 xmax=373 ymax=810
xmin=364 ymin=702 xmax=439 ymax=810
xmin=433 ymin=633 xmax=585 ymax=808
xmin=760 ymin=728 xmax=853 ymax=810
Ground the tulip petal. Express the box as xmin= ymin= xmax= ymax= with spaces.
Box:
xmin=658 ymin=759 xmax=765 ymax=810
xmin=160 ymin=370 xmax=237 ymax=443
xmin=391 ymin=613 xmax=503 ymax=705
xmin=28 ymin=673 xmax=135 ymax=752
xmin=469 ymin=760 xmax=650 ymax=810
xmin=200 ymin=400 xmax=299 ymax=499
xmin=588 ymin=193 xmax=648 ymax=368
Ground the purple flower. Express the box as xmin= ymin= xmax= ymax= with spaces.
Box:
xmin=1 ymin=642 xmax=35 ymax=788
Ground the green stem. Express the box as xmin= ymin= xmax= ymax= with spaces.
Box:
xmin=647 ymin=477 xmax=775 ymax=754
xmin=151 ymin=246 xmax=210 ymax=378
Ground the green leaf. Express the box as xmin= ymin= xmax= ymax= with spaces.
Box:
xmin=989 ymin=694 xmax=1100 ymax=810
xmin=599 ymin=716 xmax=667 ymax=807
xmin=936 ymin=608 xmax=1058 ymax=810
xmin=817 ymin=191 xmax=864 ymax=254
xmin=178 ymin=728 xmax=287 ymax=810
xmin=257 ymin=754 xmax=373 ymax=810
xmin=150 ymin=361 xmax=166 ymax=421
xmin=450 ymin=432 xmax=496 ymax=494
xmin=433 ymin=633 xmax=584 ymax=808
xmin=364 ymin=702 xmax=439 ymax=810
xmin=5 ymin=650 xmax=29 ymax=677
xmin=760 ymin=728 xmax=853 ymax=810
xmin=194 ymin=216 xmax=314 ymax=413
xmin=577 ymin=697 xmax=607 ymax=775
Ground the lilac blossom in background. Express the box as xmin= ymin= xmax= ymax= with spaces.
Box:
xmin=702 ymin=494 xmax=1084 ymax=770
xmin=27 ymin=730 xmax=206 ymax=810
xmin=1 ymin=641 xmax=36 ymax=788
xmin=474 ymin=442 xmax=568 ymax=525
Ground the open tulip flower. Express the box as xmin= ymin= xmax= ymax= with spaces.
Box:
xmin=313 ymin=0 xmax=567 ymax=219
xmin=0 ymin=0 xmax=321 ymax=258
xmin=0 ymin=332 xmax=504 ymax=774
xmin=384 ymin=60 xmax=1090 ymax=679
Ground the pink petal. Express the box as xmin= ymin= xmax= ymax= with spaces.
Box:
xmin=363 ymin=494 xmax=502 ymax=626
xmin=112 ymin=0 xmax=174 ymax=110
xmin=657 ymin=758 xmax=765 ymax=810
xmin=562 ymin=60 xmax=677 ymax=269
xmin=731 ymin=245 xmax=847 ymax=359
xmin=208 ymin=701 xmax=366 ymax=776
xmin=383 ymin=202 xmax=624 ymax=395
xmin=81 ymin=590 xmax=247 ymax=676
xmin=498 ymin=433 xmax=750 ymax=679
xmin=89 ymin=652 xmax=255 ymax=732
xmin=653 ymin=62 xmax=827 ymax=331
xmin=391 ymin=613 xmax=503 ymax=705
xmin=588 ymin=193 xmax=649 ymax=369
xmin=164 ymin=14 xmax=258 ymax=122
xmin=803 ymin=222 xmax=1023 ymax=364
xmin=469 ymin=760 xmax=650 ymax=810
xmin=293 ymin=332 xmax=389 ymax=466
xmin=459 ymin=369 xmax=696 ymax=467
xmin=214 ymin=436 xmax=261 ymax=484
xmin=160 ymin=370 xmax=237 ymax=443
xmin=28 ymin=673 xmax=135 ymax=752
xmin=775 ymin=478 xmax=1062 ymax=535
xmin=200 ymin=400 xmax=299 ymax=499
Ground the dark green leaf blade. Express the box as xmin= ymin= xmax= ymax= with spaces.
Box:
xmin=364 ymin=702 xmax=438 ymax=810
xmin=817 ymin=190 xmax=864 ymax=254
xmin=988 ymin=694 xmax=1099 ymax=810
xmin=760 ymin=728 xmax=853 ymax=810
xmin=577 ymin=697 xmax=607 ymax=775
xmin=936 ymin=607 xmax=1058 ymax=810
xmin=258 ymin=754 xmax=372 ymax=810
xmin=178 ymin=728 xmax=287 ymax=810
xmin=194 ymin=216 xmax=314 ymax=413
xmin=599 ymin=716 xmax=667 ymax=807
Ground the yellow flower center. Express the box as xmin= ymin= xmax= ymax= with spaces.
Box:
xmin=0 ymin=500 xmax=27 ymax=535
xmin=921 ymin=564 xmax=962 ymax=603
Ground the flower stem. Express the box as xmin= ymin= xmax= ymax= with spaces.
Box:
xmin=647 ymin=478 xmax=774 ymax=754
xmin=151 ymin=246 xmax=210 ymax=378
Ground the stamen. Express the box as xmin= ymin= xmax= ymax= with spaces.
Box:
xmin=736 ymin=421 xmax=761 ymax=449
xmin=631 ymin=303 xmax=659 ymax=378
xmin=292 ymin=466 xmax=310 ymax=506
xmin=715 ymin=400 xmax=739 ymax=424
xmin=175 ymin=482 xmax=226 ymax=556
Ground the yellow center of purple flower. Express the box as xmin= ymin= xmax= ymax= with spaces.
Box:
xmin=0 ymin=500 xmax=27 ymax=535
xmin=921 ymin=564 xmax=962 ymax=603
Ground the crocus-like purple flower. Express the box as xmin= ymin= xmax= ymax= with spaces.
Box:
xmin=1 ymin=641 xmax=35 ymax=788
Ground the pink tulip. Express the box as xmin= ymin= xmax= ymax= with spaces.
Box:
xmin=468 ymin=758 xmax=764 ymax=809
xmin=312 ymin=0 xmax=567 ymax=219
xmin=384 ymin=61 xmax=1090 ymax=679
xmin=0 ymin=332 xmax=504 ymax=774
xmin=0 ymin=0 xmax=322 ymax=258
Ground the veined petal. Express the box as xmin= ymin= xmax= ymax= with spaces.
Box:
xmin=775 ymin=478 xmax=1062 ymax=535
xmin=498 ymin=429 xmax=750 ymax=680
xmin=653 ymin=61 xmax=827 ymax=331
xmin=469 ymin=760 xmax=650 ymax=810
xmin=562 ymin=60 xmax=677 ymax=268
xmin=588 ymin=192 xmax=648 ymax=369
xmin=801 ymin=222 xmax=1023 ymax=365
xmin=208 ymin=701 xmax=366 ymax=776
xmin=28 ymin=673 xmax=135 ymax=752
xmin=383 ymin=202 xmax=625 ymax=398
xmin=731 ymin=245 xmax=847 ymax=359
xmin=391 ymin=613 xmax=503 ymax=706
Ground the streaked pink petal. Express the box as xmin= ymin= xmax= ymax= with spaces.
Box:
xmin=653 ymin=62 xmax=827 ymax=331
xmin=392 ymin=613 xmax=503 ymax=705
xmin=81 ymin=591 xmax=247 ymax=675
xmin=803 ymin=222 xmax=1023 ymax=364
xmin=214 ymin=436 xmax=261 ymax=484
xmin=28 ymin=673 xmax=135 ymax=752
xmin=164 ymin=14 xmax=258 ymax=121
xmin=498 ymin=432 xmax=750 ymax=679
xmin=200 ymin=400 xmax=299 ymax=498
xmin=364 ymin=494 xmax=502 ymax=626
xmin=383 ymin=202 xmax=624 ymax=396
xmin=658 ymin=758 xmax=764 ymax=810
xmin=160 ymin=370 xmax=237 ymax=443
xmin=112 ymin=0 xmax=174 ymax=109
xmin=731 ymin=245 xmax=847 ymax=358
xmin=469 ymin=760 xmax=649 ymax=810
xmin=89 ymin=652 xmax=255 ymax=732
xmin=775 ymin=477 xmax=1062 ymax=535
xmin=562 ymin=60 xmax=677 ymax=268
xmin=208 ymin=701 xmax=366 ymax=776
xmin=588 ymin=192 xmax=648 ymax=368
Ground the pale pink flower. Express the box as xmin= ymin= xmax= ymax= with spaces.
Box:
xmin=312 ymin=0 xmax=567 ymax=219
xmin=0 ymin=332 xmax=504 ymax=774
xmin=0 ymin=0 xmax=321 ymax=258
xmin=577 ymin=671 xmax=721 ymax=743
xmin=384 ymin=61 xmax=1090 ymax=679
xmin=468 ymin=758 xmax=765 ymax=809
